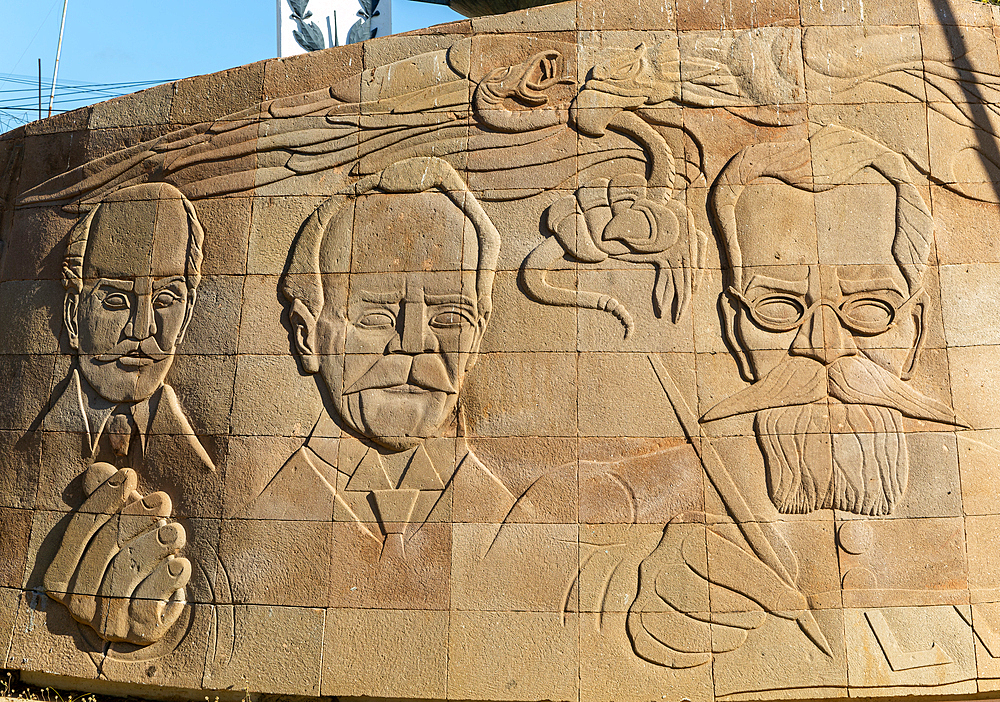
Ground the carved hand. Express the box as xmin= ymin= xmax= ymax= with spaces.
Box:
xmin=627 ymin=516 xmax=767 ymax=668
xmin=44 ymin=462 xmax=191 ymax=646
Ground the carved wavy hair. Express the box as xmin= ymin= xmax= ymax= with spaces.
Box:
xmin=711 ymin=124 xmax=934 ymax=294
xmin=282 ymin=156 xmax=501 ymax=319
xmin=62 ymin=182 xmax=205 ymax=294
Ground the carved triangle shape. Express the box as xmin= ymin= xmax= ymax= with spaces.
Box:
xmin=346 ymin=448 xmax=393 ymax=491
xmin=370 ymin=488 xmax=420 ymax=528
xmin=398 ymin=443 xmax=444 ymax=490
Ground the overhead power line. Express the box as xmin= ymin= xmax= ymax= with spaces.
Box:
xmin=0 ymin=74 xmax=176 ymax=129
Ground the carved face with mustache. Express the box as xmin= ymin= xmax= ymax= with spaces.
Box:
xmin=708 ymin=174 xmax=965 ymax=516
xmin=308 ymin=191 xmax=489 ymax=451
xmin=65 ymin=192 xmax=196 ymax=405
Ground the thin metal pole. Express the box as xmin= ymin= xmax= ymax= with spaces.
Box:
xmin=47 ymin=0 xmax=68 ymax=118
xmin=276 ymin=0 xmax=282 ymax=56
xmin=37 ymin=58 xmax=42 ymax=121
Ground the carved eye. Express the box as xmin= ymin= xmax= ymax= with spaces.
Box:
xmin=841 ymin=298 xmax=895 ymax=333
xmin=153 ymin=291 xmax=181 ymax=309
xmin=102 ymin=293 xmax=129 ymax=311
xmin=752 ymin=295 xmax=804 ymax=329
xmin=357 ymin=311 xmax=395 ymax=329
xmin=429 ymin=309 xmax=471 ymax=329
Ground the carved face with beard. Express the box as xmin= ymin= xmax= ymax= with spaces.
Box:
xmin=706 ymin=130 xmax=967 ymax=516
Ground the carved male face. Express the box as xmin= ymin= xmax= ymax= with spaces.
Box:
xmin=305 ymin=191 xmax=488 ymax=451
xmin=707 ymin=171 xmax=960 ymax=516
xmin=726 ymin=177 xmax=922 ymax=381
xmin=65 ymin=190 xmax=196 ymax=405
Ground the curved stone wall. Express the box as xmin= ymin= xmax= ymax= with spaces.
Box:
xmin=3 ymin=0 xmax=1000 ymax=698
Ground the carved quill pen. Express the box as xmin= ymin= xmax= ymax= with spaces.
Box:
xmin=647 ymin=354 xmax=833 ymax=657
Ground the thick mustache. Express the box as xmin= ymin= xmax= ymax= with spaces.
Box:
xmin=94 ymin=338 xmax=170 ymax=363
xmin=701 ymin=355 xmax=969 ymax=428
xmin=343 ymin=354 xmax=457 ymax=394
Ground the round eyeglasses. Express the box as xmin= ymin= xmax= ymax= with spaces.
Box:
xmin=728 ymin=285 xmax=923 ymax=336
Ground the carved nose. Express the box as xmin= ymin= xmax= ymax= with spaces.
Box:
xmin=391 ymin=301 xmax=436 ymax=355
xmin=789 ymin=304 xmax=856 ymax=365
xmin=127 ymin=295 xmax=157 ymax=339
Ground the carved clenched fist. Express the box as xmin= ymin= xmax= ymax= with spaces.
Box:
xmin=44 ymin=462 xmax=191 ymax=646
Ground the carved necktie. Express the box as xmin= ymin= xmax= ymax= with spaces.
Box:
xmin=107 ymin=407 xmax=137 ymax=460
xmin=349 ymin=444 xmax=445 ymax=559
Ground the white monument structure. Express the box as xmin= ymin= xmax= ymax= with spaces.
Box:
xmin=277 ymin=0 xmax=391 ymax=55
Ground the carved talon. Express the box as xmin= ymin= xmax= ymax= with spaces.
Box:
xmin=597 ymin=295 xmax=635 ymax=339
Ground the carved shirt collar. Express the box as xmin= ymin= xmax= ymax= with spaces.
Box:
xmin=303 ymin=412 xmax=470 ymax=533
xmin=304 ymin=412 xmax=461 ymax=490
xmin=70 ymin=369 xmax=154 ymax=459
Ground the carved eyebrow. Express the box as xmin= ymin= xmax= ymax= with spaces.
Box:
xmin=359 ymin=290 xmax=403 ymax=304
xmin=152 ymin=275 xmax=186 ymax=291
xmin=745 ymin=274 xmax=808 ymax=296
xmin=423 ymin=294 xmax=476 ymax=308
xmin=838 ymin=277 xmax=905 ymax=297
xmin=94 ymin=278 xmax=134 ymax=292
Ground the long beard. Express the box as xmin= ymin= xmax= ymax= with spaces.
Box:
xmin=755 ymin=402 xmax=908 ymax=516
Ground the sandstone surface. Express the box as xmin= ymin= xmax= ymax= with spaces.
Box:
xmin=3 ymin=1 xmax=1000 ymax=699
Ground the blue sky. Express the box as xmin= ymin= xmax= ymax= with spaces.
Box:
xmin=0 ymin=0 xmax=462 ymax=131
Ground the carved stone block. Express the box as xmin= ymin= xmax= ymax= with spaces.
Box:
xmin=3 ymin=1 xmax=1000 ymax=699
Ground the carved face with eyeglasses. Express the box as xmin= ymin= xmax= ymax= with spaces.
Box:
xmin=719 ymin=175 xmax=928 ymax=386
xmin=704 ymin=129 xmax=964 ymax=516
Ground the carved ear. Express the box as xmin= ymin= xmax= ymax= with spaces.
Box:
xmin=719 ymin=290 xmax=756 ymax=383
xmin=175 ymin=289 xmax=197 ymax=346
xmin=290 ymin=298 xmax=320 ymax=375
xmin=900 ymin=294 xmax=927 ymax=381
xmin=64 ymin=292 xmax=80 ymax=350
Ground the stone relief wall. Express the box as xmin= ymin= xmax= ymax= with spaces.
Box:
xmin=2 ymin=0 xmax=1000 ymax=699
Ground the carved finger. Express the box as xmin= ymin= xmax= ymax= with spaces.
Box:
xmin=626 ymin=609 xmax=713 ymax=669
xmin=78 ymin=467 xmax=137 ymax=515
xmin=61 ymin=513 xmax=123 ymax=626
xmin=94 ymin=522 xmax=186 ymax=642
xmin=682 ymin=528 xmax=808 ymax=613
xmin=629 ymin=521 xmax=765 ymax=666
xmin=127 ymin=556 xmax=191 ymax=645
xmin=102 ymin=522 xmax=186 ymax=600
xmin=61 ymin=490 xmax=173 ymax=626
xmin=118 ymin=491 xmax=172 ymax=544
xmin=44 ymin=468 xmax=137 ymax=597
xmin=82 ymin=462 xmax=117 ymax=497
